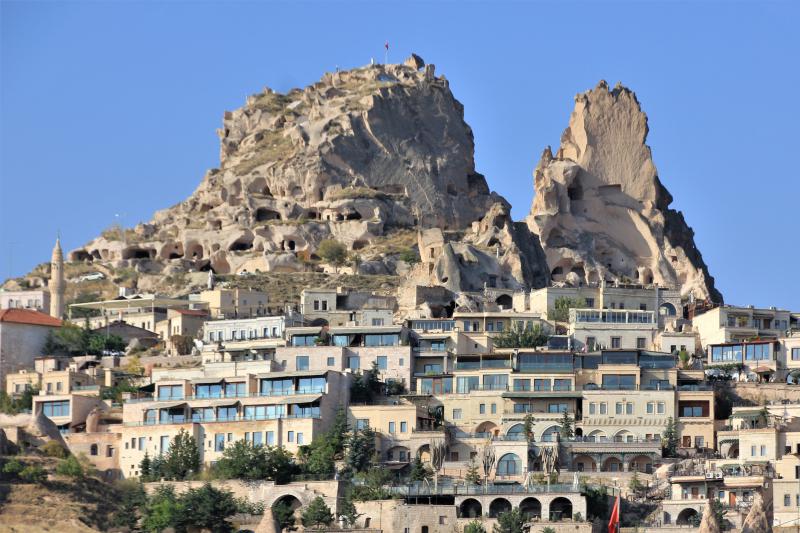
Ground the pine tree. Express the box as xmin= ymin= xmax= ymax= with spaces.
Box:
xmin=465 ymin=461 xmax=481 ymax=485
xmin=410 ymin=456 xmax=431 ymax=482
xmin=523 ymin=414 xmax=535 ymax=442
xmin=559 ymin=411 xmax=574 ymax=439
xmin=164 ymin=429 xmax=200 ymax=480
xmin=338 ymin=494 xmax=362 ymax=527
xmin=139 ymin=451 xmax=152 ymax=481
xmin=663 ymin=417 xmax=679 ymax=457
xmin=301 ymin=496 xmax=334 ymax=529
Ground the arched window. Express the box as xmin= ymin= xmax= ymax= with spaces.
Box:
xmin=507 ymin=424 xmax=525 ymax=437
xmin=90 ymin=444 xmax=98 ymax=456
xmin=497 ymin=453 xmax=522 ymax=475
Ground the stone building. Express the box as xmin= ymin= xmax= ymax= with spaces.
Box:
xmin=0 ymin=308 xmax=62 ymax=391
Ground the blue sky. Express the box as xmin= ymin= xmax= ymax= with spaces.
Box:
xmin=1 ymin=1 xmax=798 ymax=309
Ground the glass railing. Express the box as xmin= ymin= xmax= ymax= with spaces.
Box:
xmin=127 ymin=412 xmax=321 ymax=427
xmin=517 ymin=363 xmax=574 ymax=372
xmin=126 ymin=387 xmax=326 ymax=403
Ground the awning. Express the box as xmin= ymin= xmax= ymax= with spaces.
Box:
xmin=752 ymin=366 xmax=774 ymax=374
xmin=275 ymin=394 xmax=322 ymax=405
xmin=207 ymin=399 xmax=241 ymax=408
xmin=384 ymin=462 xmax=409 ymax=470
xmin=192 ymin=377 xmax=224 ymax=384
xmin=158 ymin=402 xmax=188 ymax=410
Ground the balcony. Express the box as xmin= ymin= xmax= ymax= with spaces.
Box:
xmin=125 ymin=387 xmax=327 ymax=404
xmin=570 ymin=308 xmax=656 ymax=325
xmin=125 ymin=412 xmax=321 ymax=427
xmin=454 ymin=360 xmax=511 ymax=370
xmin=516 ymin=363 xmax=574 ymax=373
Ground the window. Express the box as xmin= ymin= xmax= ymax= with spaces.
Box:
xmin=695 ymin=436 xmax=704 ymax=448
xmin=266 ymin=431 xmax=275 ymax=446
xmin=457 ymin=376 xmax=479 ymax=393
xmin=491 ymin=403 xmax=497 ymax=414
xmin=497 ymin=453 xmax=522 ymax=475
xmin=647 ymin=402 xmax=654 ymax=414
xmin=106 ymin=445 xmax=114 ymax=458
xmin=599 ymin=402 xmax=607 ymax=415
xmin=355 ymin=419 xmax=369 ymax=430
xmin=196 ymin=383 xmax=222 ymax=398
xmin=297 ymin=433 xmax=304 ymax=445
xmin=611 ymin=337 xmax=621 ymax=349
xmin=326 ymin=357 xmax=335 ymax=366
xmin=160 ymin=435 xmax=170 ymax=454
xmin=761 ymin=445 xmax=766 ymax=456
xmin=636 ymin=337 xmax=646 ymax=349
xmin=548 ymin=403 xmax=568 ymax=413
xmin=793 ymin=348 xmax=800 ymax=361
xmin=400 ymin=421 xmax=407 ymax=433
xmin=389 ymin=422 xmax=396 ymax=434
xmin=399 ymin=358 xmax=404 ymax=367
xmin=225 ymin=382 xmax=245 ymax=397
xmin=626 ymin=403 xmax=633 ymax=415
xmin=296 ymin=356 xmax=309 ymax=371
xmin=347 ymin=356 xmax=360 ymax=371
xmin=215 ymin=434 xmax=225 ymax=452
xmin=41 ymin=400 xmax=70 ymax=417
xmin=56 ymin=382 xmax=62 ymax=392
xmin=513 ymin=379 xmax=530 ymax=391
xmin=376 ymin=356 xmax=387 ymax=370
xmin=534 ymin=379 xmax=551 ymax=391
xmin=452 ymin=409 xmax=462 ymax=420
xmin=138 ymin=437 xmax=146 ymax=451
xmin=586 ymin=337 xmax=597 ymax=351
xmin=616 ymin=402 xmax=623 ymax=415
xmin=90 ymin=444 xmax=98 ymax=456
xmin=288 ymin=431 xmax=294 ymax=443
xmin=479 ymin=404 xmax=486 ymax=414
xmin=658 ymin=402 xmax=665 ymax=414
xmin=554 ymin=379 xmax=571 ymax=391
xmin=785 ymin=494 xmax=791 ymax=507
xmin=602 ymin=374 xmax=636 ymax=390
xmin=589 ymin=403 xmax=596 ymax=415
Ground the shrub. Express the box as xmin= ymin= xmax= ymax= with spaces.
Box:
xmin=20 ymin=465 xmax=47 ymax=483
xmin=2 ymin=458 xmax=25 ymax=477
xmin=317 ymin=239 xmax=348 ymax=270
xmin=301 ymin=496 xmax=334 ymax=528
xmin=56 ymin=455 xmax=85 ymax=478
xmin=42 ymin=440 xmax=68 ymax=458
xmin=465 ymin=520 xmax=487 ymax=533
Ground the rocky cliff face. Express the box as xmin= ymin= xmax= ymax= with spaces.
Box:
xmin=527 ymin=81 xmax=721 ymax=302
xmin=67 ymin=57 xmax=545 ymax=293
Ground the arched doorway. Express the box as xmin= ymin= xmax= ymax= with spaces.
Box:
xmin=659 ymin=302 xmax=677 ymax=317
xmin=614 ymin=430 xmax=634 ymax=443
xmin=549 ymin=497 xmax=573 ymax=521
xmin=520 ymin=497 xmax=542 ymax=519
xmin=587 ymin=430 xmax=607 ymax=442
xmin=496 ymin=294 xmax=513 ymax=309
xmin=460 ymin=498 xmax=482 ymax=518
xmin=506 ymin=423 xmax=526 ymax=439
xmin=541 ymin=425 xmax=561 ymax=442
xmin=489 ymin=498 xmax=512 ymax=518
xmin=497 ymin=453 xmax=522 ymax=476
xmin=602 ymin=457 xmax=623 ymax=472
xmin=573 ymin=454 xmax=597 ymax=472
xmin=417 ymin=444 xmax=431 ymax=463
xmin=628 ymin=454 xmax=653 ymax=473
xmin=272 ymin=495 xmax=302 ymax=531
xmin=475 ymin=421 xmax=499 ymax=437
xmin=677 ymin=508 xmax=699 ymax=526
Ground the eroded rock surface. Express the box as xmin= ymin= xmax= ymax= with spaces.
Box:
xmin=527 ymin=81 xmax=722 ymax=302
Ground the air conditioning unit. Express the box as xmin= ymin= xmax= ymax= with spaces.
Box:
xmin=705 ymin=473 xmax=714 ymax=479
xmin=715 ymin=472 xmax=723 ymax=479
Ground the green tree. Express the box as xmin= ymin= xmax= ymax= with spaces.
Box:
xmin=42 ymin=440 xmax=67 ymax=458
xmin=163 ymin=429 xmax=200 ymax=480
xmin=492 ymin=323 xmax=548 ymax=348
xmin=559 ymin=411 xmax=574 ymax=440
xmin=272 ymin=501 xmax=296 ymax=531
xmin=351 ymin=468 xmax=395 ymax=501
xmin=2 ymin=459 xmax=25 ymax=478
xmin=317 ymin=239 xmax=348 ymax=272
xmin=174 ymin=483 xmax=237 ymax=533
xmin=215 ymin=441 xmax=295 ymax=483
xmin=338 ymin=494 xmax=362 ymax=527
xmin=493 ymin=508 xmax=525 ymax=533
xmin=465 ymin=521 xmax=487 ymax=533
xmin=549 ymin=297 xmax=587 ymax=323
xmin=629 ymin=471 xmax=645 ymax=498
xmin=139 ymin=451 xmax=152 ymax=480
xmin=399 ymin=248 xmax=419 ymax=265
xmin=346 ymin=427 xmax=376 ymax=473
xmin=678 ymin=349 xmax=691 ymax=368
xmin=409 ymin=456 xmax=432 ymax=482
xmin=298 ymin=409 xmax=348 ymax=478
xmin=142 ymin=485 xmax=181 ymax=533
xmin=0 ymin=386 xmax=38 ymax=414
xmin=465 ymin=461 xmax=481 ymax=485
xmin=56 ymin=455 xmax=85 ymax=478
xmin=523 ymin=414 xmax=536 ymax=442
xmin=112 ymin=480 xmax=146 ymax=530
xmin=662 ymin=417 xmax=679 ymax=458
xmin=301 ymin=496 xmax=334 ymax=529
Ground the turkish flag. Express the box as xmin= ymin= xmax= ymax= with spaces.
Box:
xmin=608 ymin=495 xmax=620 ymax=533
xmin=385 ymin=41 xmax=389 ymax=50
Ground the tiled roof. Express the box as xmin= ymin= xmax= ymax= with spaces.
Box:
xmin=0 ymin=308 xmax=62 ymax=327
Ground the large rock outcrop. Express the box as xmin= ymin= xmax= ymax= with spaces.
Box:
xmin=527 ymin=81 xmax=722 ymax=302
xmin=69 ymin=58 xmax=508 ymax=277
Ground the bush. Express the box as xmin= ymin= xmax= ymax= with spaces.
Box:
xmin=301 ymin=496 xmax=334 ymax=529
xmin=56 ymin=455 xmax=85 ymax=478
xmin=317 ymin=239 xmax=348 ymax=270
xmin=42 ymin=440 xmax=68 ymax=458
xmin=465 ymin=520 xmax=487 ymax=533
xmin=2 ymin=458 xmax=25 ymax=477
xmin=20 ymin=465 xmax=47 ymax=483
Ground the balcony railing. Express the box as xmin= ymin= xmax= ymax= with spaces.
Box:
xmin=125 ymin=412 xmax=321 ymax=427
xmin=126 ymin=387 xmax=326 ymax=404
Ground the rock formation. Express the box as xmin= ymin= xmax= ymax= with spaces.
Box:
xmin=698 ymin=499 xmax=721 ymax=533
xmin=527 ymin=81 xmax=722 ymax=302
xmin=68 ymin=56 xmax=509 ymax=278
xmin=741 ymin=492 xmax=772 ymax=533
xmin=0 ymin=412 xmax=68 ymax=449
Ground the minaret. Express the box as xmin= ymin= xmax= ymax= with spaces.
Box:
xmin=49 ymin=237 xmax=65 ymax=319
